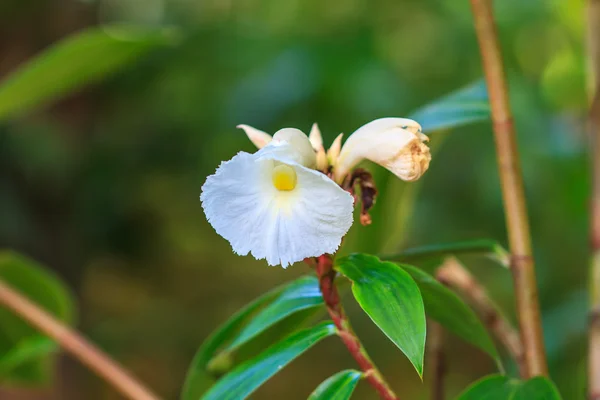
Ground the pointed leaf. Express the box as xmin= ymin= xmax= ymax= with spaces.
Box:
xmin=381 ymin=239 xmax=509 ymax=268
xmin=512 ymin=377 xmax=562 ymax=400
xmin=181 ymin=287 xmax=282 ymax=400
xmin=181 ymin=276 xmax=325 ymax=400
xmin=409 ymin=80 xmax=489 ymax=133
xmin=226 ymin=276 xmax=323 ymax=351
xmin=335 ymin=254 xmax=426 ymax=377
xmin=201 ymin=321 xmax=336 ymax=400
xmin=0 ymin=251 xmax=75 ymax=385
xmin=0 ymin=25 xmax=178 ymax=121
xmin=457 ymin=375 xmax=562 ymax=400
xmin=457 ymin=375 xmax=518 ymax=400
xmin=308 ymin=370 xmax=362 ymax=400
xmin=399 ymin=264 xmax=499 ymax=361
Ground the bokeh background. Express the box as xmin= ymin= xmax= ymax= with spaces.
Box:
xmin=0 ymin=0 xmax=591 ymax=398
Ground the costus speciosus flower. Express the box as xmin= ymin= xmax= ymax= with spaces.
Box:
xmin=201 ymin=127 xmax=353 ymax=267
xmin=333 ymin=118 xmax=431 ymax=183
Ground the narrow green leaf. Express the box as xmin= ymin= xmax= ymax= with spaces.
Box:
xmin=409 ymin=80 xmax=489 ymax=133
xmin=456 ymin=375 xmax=563 ymax=400
xmin=0 ymin=25 xmax=178 ymax=121
xmin=457 ymin=375 xmax=519 ymax=400
xmin=335 ymin=254 xmax=426 ymax=377
xmin=0 ymin=251 xmax=75 ymax=385
xmin=399 ymin=264 xmax=499 ymax=361
xmin=0 ymin=337 xmax=55 ymax=375
xmin=512 ymin=377 xmax=562 ymax=400
xmin=380 ymin=239 xmax=509 ymax=268
xmin=226 ymin=276 xmax=323 ymax=351
xmin=308 ymin=370 xmax=362 ymax=400
xmin=201 ymin=321 xmax=336 ymax=400
xmin=181 ymin=276 xmax=325 ymax=400
xmin=181 ymin=287 xmax=281 ymax=400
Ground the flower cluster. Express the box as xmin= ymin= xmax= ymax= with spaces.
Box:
xmin=200 ymin=118 xmax=431 ymax=267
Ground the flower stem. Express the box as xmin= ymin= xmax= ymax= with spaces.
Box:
xmin=468 ymin=0 xmax=548 ymax=377
xmin=428 ymin=321 xmax=445 ymax=400
xmin=436 ymin=258 xmax=525 ymax=376
xmin=315 ymin=255 xmax=399 ymax=400
xmin=0 ymin=279 xmax=160 ymax=400
xmin=588 ymin=0 xmax=600 ymax=397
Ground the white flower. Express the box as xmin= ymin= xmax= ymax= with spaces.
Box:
xmin=201 ymin=127 xmax=354 ymax=268
xmin=333 ymin=118 xmax=431 ymax=183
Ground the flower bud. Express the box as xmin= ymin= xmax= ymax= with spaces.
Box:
xmin=333 ymin=118 xmax=431 ymax=183
xmin=309 ymin=123 xmax=328 ymax=171
xmin=237 ymin=124 xmax=272 ymax=149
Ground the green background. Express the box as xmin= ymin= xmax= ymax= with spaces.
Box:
xmin=0 ymin=0 xmax=589 ymax=398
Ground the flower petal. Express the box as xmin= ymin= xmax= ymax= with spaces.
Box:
xmin=201 ymin=148 xmax=353 ymax=268
xmin=237 ymin=124 xmax=272 ymax=149
xmin=308 ymin=123 xmax=323 ymax=151
xmin=271 ymin=128 xmax=317 ymax=168
xmin=334 ymin=118 xmax=431 ymax=182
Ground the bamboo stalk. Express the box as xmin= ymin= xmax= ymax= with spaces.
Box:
xmin=468 ymin=0 xmax=548 ymax=377
xmin=0 ymin=279 xmax=160 ymax=400
xmin=428 ymin=321 xmax=445 ymax=400
xmin=436 ymin=258 xmax=525 ymax=376
xmin=588 ymin=0 xmax=600 ymax=397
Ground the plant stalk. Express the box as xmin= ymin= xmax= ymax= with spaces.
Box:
xmin=468 ymin=0 xmax=548 ymax=377
xmin=588 ymin=0 xmax=600 ymax=397
xmin=428 ymin=321 xmax=445 ymax=400
xmin=315 ymin=255 xmax=399 ymax=400
xmin=436 ymin=258 xmax=525 ymax=376
xmin=0 ymin=279 xmax=160 ymax=400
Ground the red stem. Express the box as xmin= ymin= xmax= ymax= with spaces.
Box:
xmin=315 ymin=255 xmax=399 ymax=400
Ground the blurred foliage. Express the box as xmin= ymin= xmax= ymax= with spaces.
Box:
xmin=0 ymin=251 xmax=74 ymax=386
xmin=0 ymin=0 xmax=591 ymax=398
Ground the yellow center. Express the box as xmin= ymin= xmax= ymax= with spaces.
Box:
xmin=272 ymin=164 xmax=297 ymax=191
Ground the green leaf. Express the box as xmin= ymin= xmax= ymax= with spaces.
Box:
xmin=0 ymin=25 xmax=178 ymax=121
xmin=0 ymin=251 xmax=75 ymax=385
xmin=226 ymin=276 xmax=323 ymax=351
xmin=456 ymin=375 xmax=563 ymax=400
xmin=201 ymin=321 xmax=336 ymax=400
xmin=457 ymin=375 xmax=518 ymax=400
xmin=308 ymin=370 xmax=362 ymax=400
xmin=335 ymin=254 xmax=426 ymax=377
xmin=181 ymin=287 xmax=281 ymax=400
xmin=0 ymin=337 xmax=56 ymax=376
xmin=380 ymin=239 xmax=509 ymax=268
xmin=181 ymin=276 xmax=325 ymax=400
xmin=399 ymin=264 xmax=499 ymax=361
xmin=409 ymin=80 xmax=489 ymax=133
xmin=512 ymin=377 xmax=562 ymax=400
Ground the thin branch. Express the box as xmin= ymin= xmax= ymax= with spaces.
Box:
xmin=436 ymin=258 xmax=525 ymax=377
xmin=428 ymin=321 xmax=445 ymax=400
xmin=468 ymin=0 xmax=548 ymax=377
xmin=315 ymin=255 xmax=399 ymax=400
xmin=588 ymin=0 xmax=600 ymax=397
xmin=0 ymin=279 xmax=160 ymax=400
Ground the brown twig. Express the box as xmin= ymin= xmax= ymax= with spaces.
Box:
xmin=588 ymin=0 xmax=600 ymax=397
xmin=315 ymin=255 xmax=399 ymax=400
xmin=436 ymin=258 xmax=525 ymax=377
xmin=0 ymin=279 xmax=160 ymax=400
xmin=468 ymin=0 xmax=548 ymax=377
xmin=428 ymin=321 xmax=445 ymax=400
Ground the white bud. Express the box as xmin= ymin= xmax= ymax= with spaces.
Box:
xmin=237 ymin=124 xmax=272 ymax=149
xmin=327 ymin=133 xmax=344 ymax=166
xmin=309 ymin=123 xmax=328 ymax=171
xmin=272 ymin=128 xmax=317 ymax=168
xmin=333 ymin=118 xmax=431 ymax=183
